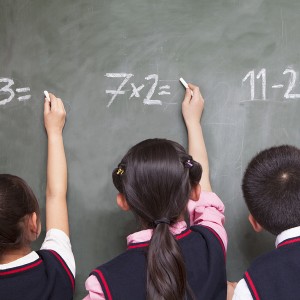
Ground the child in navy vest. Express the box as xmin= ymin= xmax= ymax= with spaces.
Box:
xmin=230 ymin=145 xmax=300 ymax=300
xmin=84 ymin=84 xmax=227 ymax=299
xmin=0 ymin=93 xmax=75 ymax=300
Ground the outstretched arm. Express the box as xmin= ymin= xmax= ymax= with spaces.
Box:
xmin=182 ymin=84 xmax=211 ymax=192
xmin=44 ymin=93 xmax=69 ymax=236
xmin=182 ymin=83 xmax=227 ymax=250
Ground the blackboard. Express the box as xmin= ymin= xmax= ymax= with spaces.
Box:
xmin=1 ymin=0 xmax=300 ymax=298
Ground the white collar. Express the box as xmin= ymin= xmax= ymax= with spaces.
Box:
xmin=275 ymin=226 xmax=300 ymax=247
xmin=0 ymin=251 xmax=39 ymax=270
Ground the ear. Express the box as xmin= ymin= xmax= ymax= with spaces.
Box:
xmin=190 ymin=184 xmax=201 ymax=202
xmin=116 ymin=193 xmax=130 ymax=211
xmin=248 ymin=214 xmax=263 ymax=232
xmin=28 ymin=212 xmax=40 ymax=240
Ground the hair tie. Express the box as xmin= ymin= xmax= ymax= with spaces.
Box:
xmin=116 ymin=168 xmax=124 ymax=175
xmin=116 ymin=163 xmax=125 ymax=175
xmin=184 ymin=159 xmax=193 ymax=168
xmin=154 ymin=218 xmax=170 ymax=226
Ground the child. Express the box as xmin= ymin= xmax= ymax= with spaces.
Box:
xmin=0 ymin=94 xmax=75 ymax=299
xmin=84 ymin=84 xmax=227 ymax=299
xmin=232 ymin=145 xmax=300 ymax=300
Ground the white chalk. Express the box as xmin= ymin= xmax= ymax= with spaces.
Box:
xmin=179 ymin=77 xmax=193 ymax=96
xmin=44 ymin=90 xmax=50 ymax=101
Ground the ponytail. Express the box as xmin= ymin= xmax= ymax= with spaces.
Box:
xmin=112 ymin=139 xmax=202 ymax=299
xmin=147 ymin=223 xmax=187 ymax=300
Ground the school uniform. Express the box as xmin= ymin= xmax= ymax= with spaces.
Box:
xmin=0 ymin=229 xmax=75 ymax=300
xmin=84 ymin=191 xmax=227 ymax=300
xmin=233 ymin=226 xmax=300 ymax=300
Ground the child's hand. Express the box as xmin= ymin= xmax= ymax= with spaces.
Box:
xmin=44 ymin=93 xmax=66 ymax=136
xmin=227 ymin=281 xmax=237 ymax=300
xmin=182 ymin=83 xmax=204 ymax=127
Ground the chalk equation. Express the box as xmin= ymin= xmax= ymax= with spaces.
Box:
xmin=242 ymin=68 xmax=300 ymax=101
xmin=105 ymin=73 xmax=172 ymax=108
xmin=0 ymin=78 xmax=31 ymax=105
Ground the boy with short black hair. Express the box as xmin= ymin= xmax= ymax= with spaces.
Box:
xmin=232 ymin=145 xmax=300 ymax=300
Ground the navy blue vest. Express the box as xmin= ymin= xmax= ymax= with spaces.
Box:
xmin=244 ymin=236 xmax=300 ymax=300
xmin=0 ymin=249 xmax=75 ymax=300
xmin=91 ymin=225 xmax=227 ymax=300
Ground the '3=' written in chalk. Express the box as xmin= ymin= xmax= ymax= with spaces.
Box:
xmin=0 ymin=78 xmax=31 ymax=105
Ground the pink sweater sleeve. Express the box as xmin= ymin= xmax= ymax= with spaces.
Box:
xmin=83 ymin=275 xmax=105 ymax=300
xmin=187 ymin=191 xmax=227 ymax=251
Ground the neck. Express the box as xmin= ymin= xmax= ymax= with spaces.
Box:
xmin=0 ymin=246 xmax=32 ymax=264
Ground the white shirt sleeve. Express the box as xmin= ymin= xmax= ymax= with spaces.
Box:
xmin=40 ymin=228 xmax=76 ymax=277
xmin=232 ymin=279 xmax=254 ymax=300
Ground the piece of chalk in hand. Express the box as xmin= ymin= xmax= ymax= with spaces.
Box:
xmin=44 ymin=90 xmax=50 ymax=101
xmin=179 ymin=77 xmax=193 ymax=96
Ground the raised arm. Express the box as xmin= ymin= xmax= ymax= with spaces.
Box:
xmin=182 ymin=84 xmax=211 ymax=192
xmin=44 ymin=93 xmax=69 ymax=236
xmin=182 ymin=84 xmax=227 ymax=250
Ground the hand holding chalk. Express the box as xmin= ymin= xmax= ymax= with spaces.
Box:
xmin=44 ymin=90 xmax=50 ymax=101
xmin=182 ymin=83 xmax=204 ymax=126
xmin=44 ymin=92 xmax=66 ymax=135
xmin=179 ymin=77 xmax=194 ymax=96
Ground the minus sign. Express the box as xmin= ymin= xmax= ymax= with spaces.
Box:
xmin=272 ymin=84 xmax=284 ymax=88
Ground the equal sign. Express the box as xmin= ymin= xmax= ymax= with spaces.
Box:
xmin=158 ymin=85 xmax=171 ymax=95
xmin=272 ymin=84 xmax=284 ymax=89
xmin=16 ymin=87 xmax=31 ymax=101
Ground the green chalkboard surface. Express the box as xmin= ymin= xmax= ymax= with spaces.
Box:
xmin=1 ymin=0 xmax=300 ymax=298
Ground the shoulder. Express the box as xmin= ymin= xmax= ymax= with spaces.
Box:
xmin=247 ymin=248 xmax=282 ymax=272
xmin=38 ymin=249 xmax=75 ymax=291
xmin=40 ymin=228 xmax=75 ymax=277
xmin=190 ymin=225 xmax=226 ymax=259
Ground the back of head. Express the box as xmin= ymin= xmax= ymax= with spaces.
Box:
xmin=112 ymin=139 xmax=202 ymax=300
xmin=242 ymin=145 xmax=300 ymax=235
xmin=0 ymin=174 xmax=40 ymax=254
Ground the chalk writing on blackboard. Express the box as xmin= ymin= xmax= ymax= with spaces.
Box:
xmin=0 ymin=78 xmax=31 ymax=105
xmin=242 ymin=68 xmax=300 ymax=101
xmin=105 ymin=73 xmax=171 ymax=108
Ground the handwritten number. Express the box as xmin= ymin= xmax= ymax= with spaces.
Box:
xmin=242 ymin=69 xmax=266 ymax=100
xmin=256 ymin=68 xmax=266 ymax=100
xmin=0 ymin=78 xmax=15 ymax=105
xmin=144 ymin=74 xmax=162 ymax=105
xmin=105 ymin=73 xmax=133 ymax=107
xmin=242 ymin=70 xmax=255 ymax=100
xmin=283 ymin=69 xmax=300 ymax=99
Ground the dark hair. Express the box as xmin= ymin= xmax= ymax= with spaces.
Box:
xmin=112 ymin=139 xmax=202 ymax=300
xmin=242 ymin=145 xmax=300 ymax=235
xmin=0 ymin=174 xmax=40 ymax=254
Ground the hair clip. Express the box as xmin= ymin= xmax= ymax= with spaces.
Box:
xmin=116 ymin=168 xmax=125 ymax=175
xmin=184 ymin=159 xmax=193 ymax=168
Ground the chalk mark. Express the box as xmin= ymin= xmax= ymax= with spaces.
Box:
xmin=159 ymin=85 xmax=170 ymax=90
xmin=16 ymin=87 xmax=30 ymax=93
xmin=18 ymin=95 xmax=31 ymax=101
xmin=158 ymin=91 xmax=171 ymax=95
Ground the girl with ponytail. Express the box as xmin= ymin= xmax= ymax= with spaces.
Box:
xmin=85 ymin=84 xmax=227 ymax=300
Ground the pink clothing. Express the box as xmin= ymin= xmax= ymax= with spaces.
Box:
xmin=83 ymin=191 xmax=227 ymax=300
